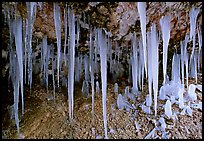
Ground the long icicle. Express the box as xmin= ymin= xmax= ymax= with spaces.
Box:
xmin=151 ymin=24 xmax=159 ymax=116
xmin=189 ymin=7 xmax=199 ymax=64
xmin=13 ymin=16 xmax=24 ymax=115
xmin=89 ymin=27 xmax=95 ymax=126
xmin=98 ymin=28 xmax=108 ymax=139
xmin=67 ymin=8 xmax=75 ymax=120
xmin=147 ymin=31 xmax=152 ymax=107
xmin=137 ymin=2 xmax=147 ymax=79
xmin=64 ymin=5 xmax=68 ymax=66
xmin=54 ymin=2 xmax=61 ymax=88
xmin=160 ymin=15 xmax=171 ymax=85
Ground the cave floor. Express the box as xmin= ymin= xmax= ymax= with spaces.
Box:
xmin=2 ymin=76 xmax=202 ymax=139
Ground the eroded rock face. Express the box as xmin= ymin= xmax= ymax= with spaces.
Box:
xmin=2 ymin=2 xmax=202 ymax=46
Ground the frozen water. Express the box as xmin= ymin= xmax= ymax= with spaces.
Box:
xmin=159 ymin=15 xmax=171 ymax=84
xmin=189 ymin=7 xmax=199 ymax=63
xmin=137 ymin=2 xmax=147 ymax=78
xmin=67 ymin=8 xmax=75 ymax=120
xmin=54 ymin=3 xmax=61 ymax=88
xmin=13 ymin=17 xmax=24 ymax=115
xmin=151 ymin=24 xmax=159 ymax=116
xmin=117 ymin=94 xmax=124 ymax=110
xmin=98 ymin=28 xmax=108 ymax=138
xmin=188 ymin=84 xmax=197 ymax=101
xmin=165 ymin=100 xmax=172 ymax=118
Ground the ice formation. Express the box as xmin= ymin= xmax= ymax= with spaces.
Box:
xmin=165 ymin=100 xmax=172 ymax=118
xmin=67 ymin=8 xmax=75 ymax=120
xmin=159 ymin=15 xmax=171 ymax=84
xmin=54 ymin=2 xmax=61 ymax=88
xmin=188 ymin=84 xmax=197 ymax=101
xmin=150 ymin=24 xmax=159 ymax=116
xmin=137 ymin=2 xmax=147 ymax=78
xmin=98 ymin=28 xmax=108 ymax=139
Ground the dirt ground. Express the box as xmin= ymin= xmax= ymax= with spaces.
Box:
xmin=2 ymin=76 xmax=202 ymax=139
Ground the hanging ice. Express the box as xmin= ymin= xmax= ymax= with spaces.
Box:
xmin=147 ymin=31 xmax=153 ymax=105
xmin=131 ymin=32 xmax=138 ymax=92
xmin=98 ymin=28 xmax=108 ymax=139
xmin=197 ymin=25 xmax=202 ymax=72
xmin=13 ymin=16 xmax=24 ymax=115
xmin=51 ymin=46 xmax=56 ymax=101
xmin=159 ymin=15 xmax=171 ymax=84
xmin=26 ymin=2 xmax=36 ymax=95
xmin=67 ymin=8 xmax=75 ymax=120
xmin=184 ymin=34 xmax=189 ymax=88
xmin=137 ymin=2 xmax=147 ymax=78
xmin=189 ymin=7 xmax=199 ymax=63
xmin=89 ymin=26 xmax=95 ymax=125
xmin=64 ymin=6 xmax=68 ymax=66
xmin=54 ymin=2 xmax=61 ymax=87
xmin=151 ymin=24 xmax=159 ymax=116
xmin=180 ymin=41 xmax=185 ymax=84
xmin=10 ymin=49 xmax=20 ymax=134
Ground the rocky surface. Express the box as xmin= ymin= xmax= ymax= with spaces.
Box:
xmin=2 ymin=76 xmax=202 ymax=139
xmin=2 ymin=2 xmax=202 ymax=46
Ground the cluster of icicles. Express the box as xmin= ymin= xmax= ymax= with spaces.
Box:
xmin=4 ymin=2 xmax=202 ymax=139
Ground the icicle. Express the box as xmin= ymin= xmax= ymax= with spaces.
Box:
xmin=11 ymin=53 xmax=20 ymax=134
xmin=180 ymin=41 xmax=185 ymax=84
xmin=132 ymin=32 xmax=138 ymax=92
xmin=13 ymin=16 xmax=24 ymax=115
xmin=98 ymin=28 xmax=108 ymax=139
xmin=54 ymin=2 xmax=61 ymax=87
xmin=24 ymin=19 xmax=28 ymax=85
xmin=67 ymin=8 xmax=75 ymax=120
xmin=184 ymin=34 xmax=189 ymax=88
xmin=160 ymin=15 xmax=171 ymax=84
xmin=137 ymin=2 xmax=147 ymax=78
xmin=84 ymin=54 xmax=89 ymax=81
xmin=26 ymin=2 xmax=36 ymax=95
xmin=147 ymin=31 xmax=153 ymax=105
xmin=51 ymin=46 xmax=56 ymax=101
xmin=42 ymin=36 xmax=48 ymax=87
xmin=197 ymin=25 xmax=202 ymax=72
xmin=139 ymin=38 xmax=144 ymax=91
xmin=64 ymin=6 xmax=68 ymax=66
xmin=151 ymin=24 xmax=159 ymax=116
xmin=89 ymin=26 xmax=95 ymax=125
xmin=46 ymin=45 xmax=50 ymax=91
xmin=76 ymin=17 xmax=80 ymax=48
xmin=189 ymin=7 xmax=199 ymax=63
xmin=108 ymin=37 xmax=112 ymax=73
